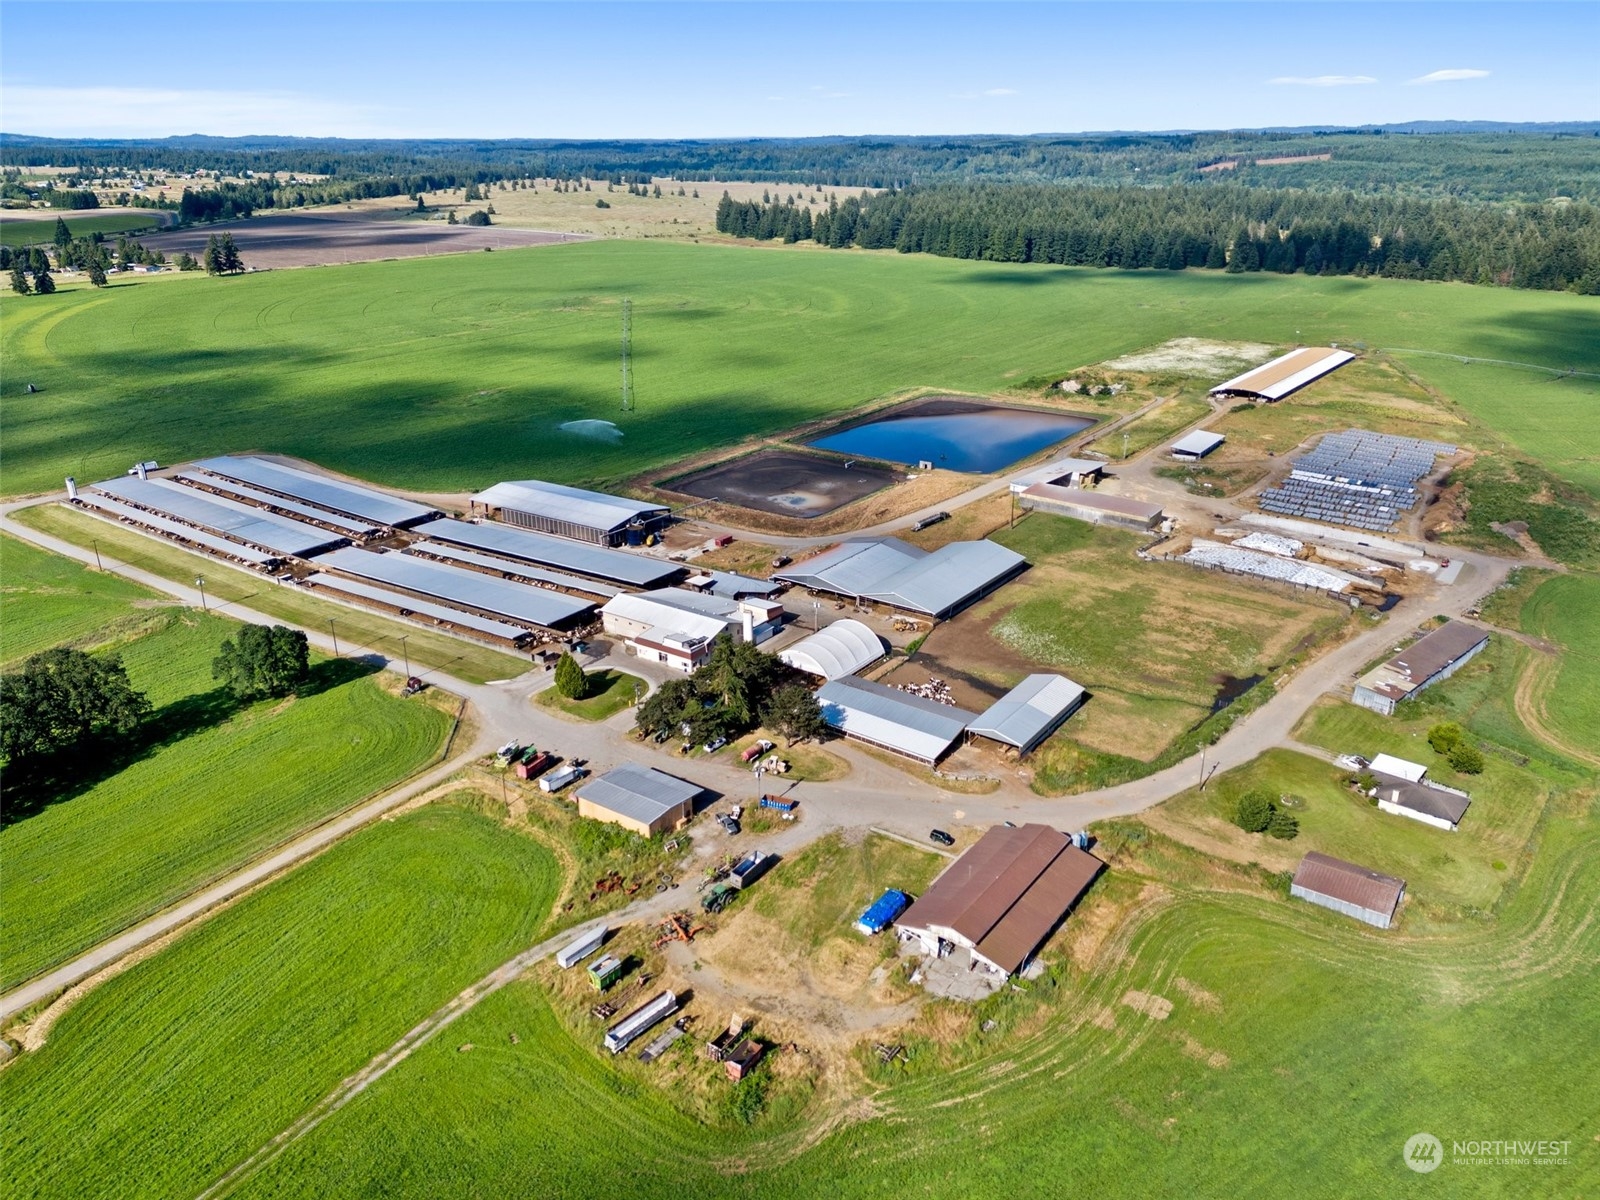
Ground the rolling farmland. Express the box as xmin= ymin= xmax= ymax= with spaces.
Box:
xmin=0 ymin=803 xmax=562 ymax=1200
xmin=0 ymin=532 xmax=160 ymax=665
xmin=2 ymin=240 xmax=1597 ymax=500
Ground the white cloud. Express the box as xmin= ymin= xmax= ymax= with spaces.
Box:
xmin=1268 ymin=75 xmax=1378 ymax=87
xmin=1408 ymin=68 xmax=1492 ymax=85
xmin=0 ymin=85 xmax=386 ymax=137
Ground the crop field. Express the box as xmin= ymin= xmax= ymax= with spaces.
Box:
xmin=2 ymin=240 xmax=1596 ymax=500
xmin=1506 ymin=571 xmax=1600 ymax=762
xmin=9 ymin=505 xmax=529 ymax=684
xmin=912 ymin=514 xmax=1346 ymax=786
xmin=0 ymin=802 xmax=562 ymax=1200
xmin=0 ymin=532 xmax=161 ymax=665
xmin=0 ymin=211 xmax=163 ymax=247
xmin=216 ymin=799 xmax=1598 ymax=1199
xmin=0 ymin=600 xmax=450 ymax=989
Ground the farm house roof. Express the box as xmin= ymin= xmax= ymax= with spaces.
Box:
xmin=1291 ymin=852 xmax=1405 ymax=919
xmin=93 ymin=476 xmax=345 ymax=558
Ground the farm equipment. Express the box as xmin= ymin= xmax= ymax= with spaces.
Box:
xmin=701 ymin=883 xmax=738 ymax=914
xmin=653 ymin=913 xmax=704 ymax=948
xmin=515 ymin=749 xmax=556 ymax=780
xmin=730 ymin=852 xmax=774 ymax=890
xmin=494 ymin=739 xmax=521 ymax=766
xmin=705 ymin=1013 xmax=747 ymax=1063
xmin=539 ymin=763 xmax=586 ymax=793
xmin=401 ymin=676 xmax=426 ymax=697
xmin=741 ymin=740 xmax=775 ymax=764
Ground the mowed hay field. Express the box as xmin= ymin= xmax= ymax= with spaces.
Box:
xmin=225 ymin=805 xmax=1599 ymax=1199
xmin=0 ymin=532 xmax=159 ymax=665
xmin=2 ymin=240 xmax=1597 ymax=499
xmin=0 ymin=211 xmax=163 ymax=248
xmin=0 ymin=803 xmax=562 ymax=1200
xmin=919 ymin=514 xmax=1347 ymax=786
xmin=0 ymin=546 xmax=451 ymax=989
xmin=1516 ymin=572 xmax=1600 ymax=762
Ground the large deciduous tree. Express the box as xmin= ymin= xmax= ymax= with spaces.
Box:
xmin=761 ymin=683 xmax=826 ymax=746
xmin=0 ymin=648 xmax=151 ymax=780
xmin=212 ymin=624 xmax=311 ymax=700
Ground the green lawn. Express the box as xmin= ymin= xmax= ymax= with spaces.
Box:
xmin=224 ymin=806 xmax=1599 ymax=1200
xmin=534 ymin=668 xmax=646 ymax=721
xmin=10 ymin=504 xmax=529 ymax=684
xmin=0 ymin=608 xmax=450 ymax=989
xmin=0 ymin=803 xmax=561 ymax=1200
xmin=2 ymin=240 xmax=1596 ymax=499
xmin=1518 ymin=572 xmax=1600 ymax=759
xmin=0 ymin=212 xmax=163 ymax=248
xmin=0 ymin=532 xmax=161 ymax=666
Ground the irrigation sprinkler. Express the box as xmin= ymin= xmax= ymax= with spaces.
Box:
xmin=194 ymin=576 xmax=207 ymax=612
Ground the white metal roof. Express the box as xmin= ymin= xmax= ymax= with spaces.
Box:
xmin=968 ymin=674 xmax=1086 ymax=753
xmin=472 ymin=480 xmax=668 ymax=534
xmin=1010 ymin=457 xmax=1106 ymax=490
xmin=78 ymin=493 xmax=278 ymax=564
xmin=779 ymin=619 xmax=886 ymax=680
xmin=1369 ymin=753 xmax=1428 ymax=783
xmin=317 ymin=547 xmax=594 ymax=628
xmin=93 ymin=476 xmax=344 ymax=558
xmin=1171 ymin=430 xmax=1226 ymax=457
xmin=305 ymin=574 xmax=529 ymax=641
xmin=577 ymin=763 xmax=702 ymax=827
xmin=775 ymin=538 xmax=1025 ymax=617
xmin=601 ymin=592 xmax=731 ymax=644
xmin=1209 ymin=348 xmax=1356 ymax=401
xmin=816 ymin=675 xmax=976 ymax=763
xmin=194 ymin=456 xmax=436 ymax=528
xmin=413 ymin=518 xmax=680 ymax=588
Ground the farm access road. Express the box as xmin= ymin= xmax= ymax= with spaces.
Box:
xmin=0 ymin=487 xmax=1515 ymax=1024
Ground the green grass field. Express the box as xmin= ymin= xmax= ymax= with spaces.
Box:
xmin=0 ymin=212 xmax=163 ymax=248
xmin=0 ymin=803 xmax=561 ymax=1200
xmin=0 ymin=599 xmax=450 ymax=989
xmin=2 ymin=240 xmax=1596 ymax=499
xmin=1517 ymin=573 xmax=1600 ymax=759
xmin=219 ymin=801 xmax=1598 ymax=1199
xmin=9 ymin=505 xmax=529 ymax=684
xmin=534 ymin=668 xmax=645 ymax=721
xmin=0 ymin=532 xmax=161 ymax=666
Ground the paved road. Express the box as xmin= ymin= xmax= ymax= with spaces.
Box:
xmin=0 ymin=468 xmax=1515 ymax=1022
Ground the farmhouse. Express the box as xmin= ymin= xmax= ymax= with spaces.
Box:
xmin=815 ymin=675 xmax=976 ymax=765
xmin=1016 ymin=483 xmax=1164 ymax=531
xmin=778 ymin=619 xmax=887 ymax=681
xmin=774 ymin=537 xmax=1025 ymax=619
xmin=1368 ymin=753 xmax=1472 ymax=832
xmin=966 ymin=674 xmax=1087 ymax=757
xmin=1209 ymin=347 xmax=1356 ymax=402
xmin=1009 ymin=457 xmax=1106 ymax=491
xmin=896 ymin=824 xmax=1103 ymax=976
xmin=1290 ymin=852 xmax=1405 ymax=928
xmin=575 ymin=763 xmax=701 ymax=837
xmin=1353 ymin=621 xmax=1490 ymax=716
xmin=469 ymin=479 xmax=670 ymax=546
xmin=601 ymin=590 xmax=784 ymax=672
xmin=1170 ymin=430 xmax=1226 ymax=461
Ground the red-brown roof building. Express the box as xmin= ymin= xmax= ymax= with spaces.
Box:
xmin=896 ymin=824 xmax=1103 ymax=976
xmin=1290 ymin=851 xmax=1406 ymax=928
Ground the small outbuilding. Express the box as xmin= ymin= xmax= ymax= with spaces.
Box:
xmin=967 ymin=674 xmax=1087 ymax=757
xmin=1170 ymin=430 xmax=1226 ymax=461
xmin=575 ymin=763 xmax=702 ymax=837
xmin=1016 ymin=484 xmax=1164 ymax=531
xmin=1290 ymin=851 xmax=1405 ymax=928
xmin=1009 ymin=457 xmax=1107 ymax=491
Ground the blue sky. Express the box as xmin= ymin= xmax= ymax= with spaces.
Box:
xmin=1 ymin=2 xmax=1594 ymax=138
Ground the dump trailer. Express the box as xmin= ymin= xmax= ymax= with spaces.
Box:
xmin=516 ymin=751 xmax=556 ymax=780
xmin=856 ymin=889 xmax=910 ymax=935
xmin=730 ymin=852 xmax=774 ymax=890
xmin=555 ymin=925 xmax=607 ymax=969
xmin=540 ymin=764 xmax=586 ymax=793
xmin=605 ymin=990 xmax=679 ymax=1055
xmin=587 ymin=953 xmax=625 ymax=992
xmin=758 ymin=795 xmax=797 ymax=812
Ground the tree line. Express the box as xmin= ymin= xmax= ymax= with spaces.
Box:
xmin=716 ymin=183 xmax=1600 ymax=293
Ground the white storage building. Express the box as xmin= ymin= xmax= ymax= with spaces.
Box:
xmin=778 ymin=619 xmax=887 ymax=681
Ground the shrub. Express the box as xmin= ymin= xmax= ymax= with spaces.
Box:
xmin=1266 ymin=808 xmax=1300 ymax=840
xmin=1428 ymin=722 xmax=1466 ymax=754
xmin=1232 ymin=789 xmax=1274 ymax=833
xmin=1448 ymin=742 xmax=1486 ymax=774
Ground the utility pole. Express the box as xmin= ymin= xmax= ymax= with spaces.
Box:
xmin=1123 ymin=430 xmax=1130 ymax=460
xmin=1198 ymin=746 xmax=1207 ymax=791
xmin=328 ymin=618 xmax=339 ymax=658
xmin=619 ymin=297 xmax=633 ymax=412
xmin=92 ymin=539 xmax=103 ymax=571
xmin=399 ymin=635 xmax=410 ymax=677
xmin=194 ymin=576 xmax=207 ymax=613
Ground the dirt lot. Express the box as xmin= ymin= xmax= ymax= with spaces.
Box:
xmin=137 ymin=211 xmax=584 ymax=269
xmin=668 ymin=449 xmax=901 ymax=519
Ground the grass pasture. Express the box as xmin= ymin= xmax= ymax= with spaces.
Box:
xmin=2 ymin=240 xmax=1597 ymax=500
xmin=0 ymin=532 xmax=160 ymax=665
xmin=534 ymin=668 xmax=645 ymax=721
xmin=10 ymin=505 xmax=529 ymax=684
xmin=0 ymin=211 xmax=162 ymax=248
xmin=1503 ymin=572 xmax=1600 ymax=762
xmin=0 ymin=601 xmax=450 ymax=990
xmin=0 ymin=803 xmax=561 ymax=1200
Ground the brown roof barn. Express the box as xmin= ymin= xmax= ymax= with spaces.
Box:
xmin=1290 ymin=851 xmax=1406 ymax=929
xmin=896 ymin=824 xmax=1103 ymax=976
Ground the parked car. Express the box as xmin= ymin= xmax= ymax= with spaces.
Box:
xmin=718 ymin=814 xmax=742 ymax=836
xmin=702 ymin=736 xmax=728 ymax=754
xmin=929 ymin=829 xmax=955 ymax=847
